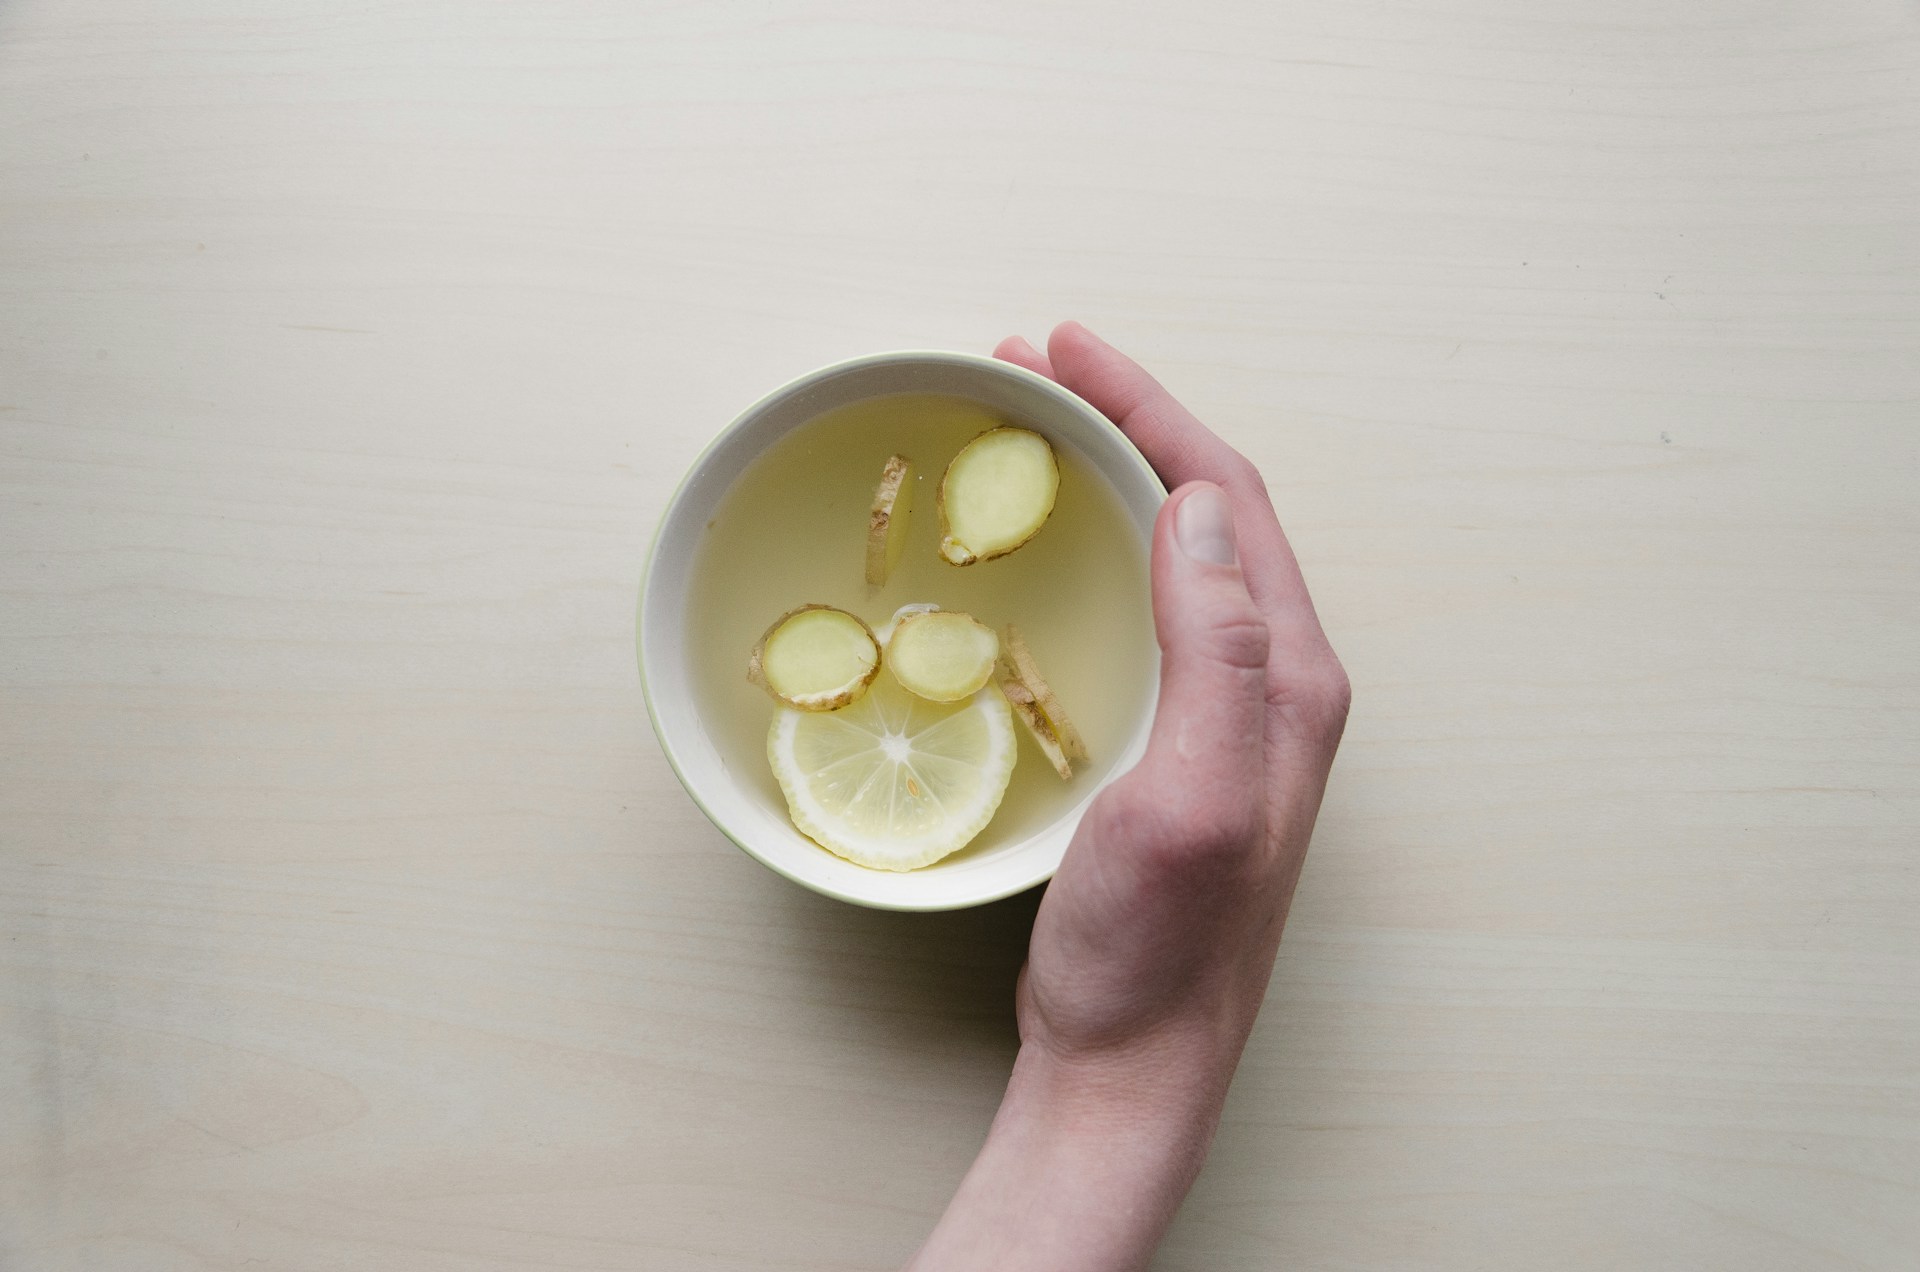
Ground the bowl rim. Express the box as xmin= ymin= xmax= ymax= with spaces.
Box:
xmin=638 ymin=348 xmax=1165 ymax=910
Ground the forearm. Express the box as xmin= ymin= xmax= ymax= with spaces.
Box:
xmin=906 ymin=1042 xmax=1228 ymax=1272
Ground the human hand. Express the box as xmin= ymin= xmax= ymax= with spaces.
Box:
xmin=1006 ymin=322 xmax=1349 ymax=1096
xmin=908 ymin=323 xmax=1348 ymax=1272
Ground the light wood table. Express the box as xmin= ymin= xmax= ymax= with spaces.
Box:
xmin=3 ymin=3 xmax=1916 ymax=1268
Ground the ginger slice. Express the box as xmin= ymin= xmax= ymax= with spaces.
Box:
xmin=865 ymin=454 xmax=914 ymax=587
xmin=937 ymin=427 xmax=1059 ymax=565
xmin=1001 ymin=624 xmax=1088 ymax=762
xmin=1000 ymin=671 xmax=1074 ymax=781
xmin=747 ymin=605 xmax=881 ymax=711
xmin=875 ymin=601 xmax=940 ymax=648
xmin=888 ymin=610 xmax=999 ymax=703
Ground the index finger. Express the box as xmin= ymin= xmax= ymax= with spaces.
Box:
xmin=1040 ymin=322 xmax=1328 ymax=646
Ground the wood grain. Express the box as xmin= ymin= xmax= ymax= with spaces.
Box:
xmin=3 ymin=1 xmax=1916 ymax=1268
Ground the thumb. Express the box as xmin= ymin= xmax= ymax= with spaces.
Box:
xmin=1139 ymin=483 xmax=1269 ymax=810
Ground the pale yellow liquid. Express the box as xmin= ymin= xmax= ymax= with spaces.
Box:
xmin=688 ymin=393 xmax=1157 ymax=865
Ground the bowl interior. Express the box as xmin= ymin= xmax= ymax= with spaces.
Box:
xmin=640 ymin=352 xmax=1163 ymax=910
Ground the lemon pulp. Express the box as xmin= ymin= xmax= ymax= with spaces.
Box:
xmin=767 ymin=669 xmax=1016 ymax=870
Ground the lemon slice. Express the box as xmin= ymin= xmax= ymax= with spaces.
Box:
xmin=768 ymin=669 xmax=1017 ymax=871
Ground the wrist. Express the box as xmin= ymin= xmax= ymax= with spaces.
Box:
xmin=906 ymin=1042 xmax=1228 ymax=1272
xmin=1004 ymin=1034 xmax=1228 ymax=1169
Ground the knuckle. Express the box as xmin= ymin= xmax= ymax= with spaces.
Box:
xmin=1314 ymin=660 xmax=1353 ymax=722
xmin=1274 ymin=656 xmax=1352 ymax=735
xmin=1297 ymin=657 xmax=1359 ymax=726
xmin=1226 ymin=454 xmax=1272 ymax=506
xmin=1201 ymin=603 xmax=1270 ymax=672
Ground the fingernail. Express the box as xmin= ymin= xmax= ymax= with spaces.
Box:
xmin=1176 ymin=486 xmax=1237 ymax=565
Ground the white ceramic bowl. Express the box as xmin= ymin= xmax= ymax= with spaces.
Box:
xmin=639 ymin=351 xmax=1164 ymax=910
